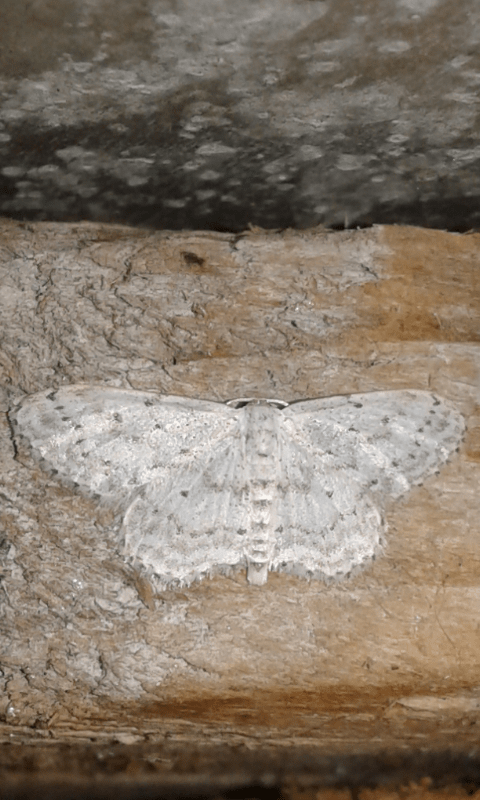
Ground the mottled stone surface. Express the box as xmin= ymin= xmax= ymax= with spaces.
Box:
xmin=2 ymin=0 xmax=480 ymax=231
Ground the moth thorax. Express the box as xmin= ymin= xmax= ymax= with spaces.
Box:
xmin=243 ymin=404 xmax=282 ymax=480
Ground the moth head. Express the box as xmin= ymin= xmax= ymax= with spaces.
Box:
xmin=225 ymin=398 xmax=289 ymax=409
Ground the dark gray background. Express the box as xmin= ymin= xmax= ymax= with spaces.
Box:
xmin=2 ymin=0 xmax=479 ymax=232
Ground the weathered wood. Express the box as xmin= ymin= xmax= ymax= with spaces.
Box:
xmin=0 ymin=219 xmax=479 ymax=755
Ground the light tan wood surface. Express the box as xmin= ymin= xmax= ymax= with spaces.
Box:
xmin=0 ymin=220 xmax=479 ymax=758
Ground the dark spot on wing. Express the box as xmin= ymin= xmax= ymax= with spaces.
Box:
xmin=326 ymin=490 xmax=333 ymax=498
xmin=433 ymin=398 xmax=441 ymax=406
xmin=382 ymin=416 xmax=390 ymax=424
xmin=144 ymin=399 xmax=154 ymax=407
xmin=392 ymin=461 xmax=399 ymax=468
xmin=75 ymin=438 xmax=85 ymax=445
xmin=353 ymin=402 xmax=363 ymax=408
xmin=291 ymin=320 xmax=298 ymax=328
xmin=74 ymin=424 xmax=83 ymax=430
xmin=46 ymin=392 xmax=57 ymax=401
xmin=254 ymin=498 xmax=269 ymax=507
xmin=61 ymin=416 xmax=70 ymax=422
xmin=180 ymin=490 xmax=189 ymax=497
xmin=113 ymin=413 xmax=122 ymax=422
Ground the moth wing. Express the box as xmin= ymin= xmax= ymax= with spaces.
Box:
xmin=271 ymin=433 xmax=383 ymax=580
xmin=283 ymin=390 xmax=464 ymax=498
xmin=9 ymin=385 xmax=238 ymax=503
xmin=122 ymin=437 xmax=251 ymax=587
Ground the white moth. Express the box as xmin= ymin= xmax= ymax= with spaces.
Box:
xmin=9 ymin=386 xmax=464 ymax=587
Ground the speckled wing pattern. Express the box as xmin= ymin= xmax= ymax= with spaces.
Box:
xmin=9 ymin=386 xmax=464 ymax=587
xmin=277 ymin=390 xmax=465 ymax=579
xmin=9 ymin=386 xmax=239 ymax=504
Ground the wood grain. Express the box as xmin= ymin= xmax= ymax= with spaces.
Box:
xmin=0 ymin=219 xmax=479 ymax=752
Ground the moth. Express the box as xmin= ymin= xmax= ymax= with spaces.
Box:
xmin=9 ymin=386 xmax=464 ymax=587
